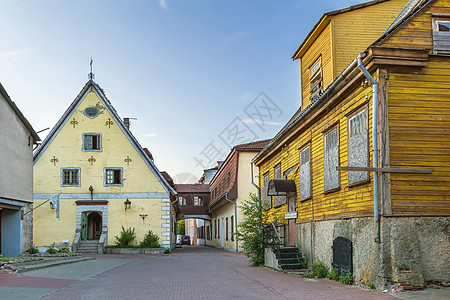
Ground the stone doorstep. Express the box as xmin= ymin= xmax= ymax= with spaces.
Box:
xmin=10 ymin=257 xmax=95 ymax=274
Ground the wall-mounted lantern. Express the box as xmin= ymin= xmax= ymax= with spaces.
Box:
xmin=124 ymin=199 xmax=131 ymax=211
xmin=89 ymin=185 xmax=94 ymax=201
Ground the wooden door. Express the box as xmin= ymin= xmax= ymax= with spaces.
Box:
xmin=81 ymin=213 xmax=88 ymax=240
xmin=288 ymin=194 xmax=297 ymax=246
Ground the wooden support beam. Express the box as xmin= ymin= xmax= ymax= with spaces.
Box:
xmin=336 ymin=166 xmax=432 ymax=174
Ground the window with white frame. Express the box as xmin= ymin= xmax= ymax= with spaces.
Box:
xmin=299 ymin=146 xmax=311 ymax=200
xmin=310 ymin=57 xmax=322 ymax=100
xmin=348 ymin=108 xmax=369 ymax=185
xmin=178 ymin=197 xmax=187 ymax=206
xmin=194 ymin=196 xmax=203 ymax=206
xmin=104 ymin=168 xmax=122 ymax=186
xmin=61 ymin=168 xmax=80 ymax=186
xmin=433 ymin=18 xmax=450 ymax=54
xmin=83 ymin=133 xmax=101 ymax=151
xmin=324 ymin=127 xmax=340 ymax=192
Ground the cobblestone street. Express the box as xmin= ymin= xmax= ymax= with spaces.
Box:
xmin=0 ymin=246 xmax=416 ymax=300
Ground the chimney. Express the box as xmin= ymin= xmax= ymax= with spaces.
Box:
xmin=123 ymin=118 xmax=130 ymax=130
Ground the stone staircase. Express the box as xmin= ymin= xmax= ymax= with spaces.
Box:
xmin=77 ymin=240 xmax=99 ymax=253
xmin=275 ymin=246 xmax=306 ymax=270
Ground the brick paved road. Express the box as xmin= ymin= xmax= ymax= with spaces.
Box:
xmin=37 ymin=246 xmax=398 ymax=300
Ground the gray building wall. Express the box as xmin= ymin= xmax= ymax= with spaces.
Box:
xmin=0 ymin=89 xmax=35 ymax=255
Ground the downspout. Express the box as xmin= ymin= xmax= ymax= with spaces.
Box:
xmin=223 ymin=192 xmax=239 ymax=252
xmin=250 ymin=162 xmax=263 ymax=255
xmin=170 ymin=197 xmax=178 ymax=250
xmin=357 ymin=53 xmax=380 ymax=243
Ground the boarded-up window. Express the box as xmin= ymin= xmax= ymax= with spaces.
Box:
xmin=299 ymin=146 xmax=311 ymax=200
xmin=273 ymin=164 xmax=286 ymax=207
xmin=324 ymin=128 xmax=340 ymax=191
xmin=433 ymin=19 xmax=450 ymax=54
xmin=348 ymin=109 xmax=369 ymax=185
xmin=310 ymin=57 xmax=322 ymax=100
xmin=262 ymin=172 xmax=271 ymax=210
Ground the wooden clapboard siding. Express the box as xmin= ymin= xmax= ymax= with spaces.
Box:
xmin=259 ymin=82 xmax=376 ymax=223
xmin=387 ymin=55 xmax=450 ymax=215
xmin=300 ymin=23 xmax=333 ymax=109
xmin=381 ymin=0 xmax=450 ymax=52
xmin=332 ymin=0 xmax=409 ymax=78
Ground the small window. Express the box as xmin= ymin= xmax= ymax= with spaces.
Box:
xmin=217 ymin=219 xmax=220 ymax=239
xmin=299 ymin=146 xmax=311 ymax=200
xmin=433 ymin=18 xmax=450 ymax=54
xmin=178 ymin=197 xmax=187 ymax=206
xmin=261 ymin=172 xmax=271 ymax=210
xmin=104 ymin=168 xmax=123 ymax=186
xmin=61 ymin=168 xmax=80 ymax=186
xmin=214 ymin=219 xmax=217 ymax=239
xmin=273 ymin=164 xmax=285 ymax=207
xmin=324 ymin=127 xmax=340 ymax=192
xmin=194 ymin=196 xmax=203 ymax=206
xmin=226 ymin=217 xmax=229 ymax=241
xmin=83 ymin=133 xmax=102 ymax=151
xmin=310 ymin=57 xmax=322 ymax=100
xmin=231 ymin=215 xmax=234 ymax=242
xmin=348 ymin=109 xmax=369 ymax=185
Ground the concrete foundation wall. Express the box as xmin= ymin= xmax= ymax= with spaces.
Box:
xmin=264 ymin=248 xmax=281 ymax=271
xmin=296 ymin=216 xmax=450 ymax=289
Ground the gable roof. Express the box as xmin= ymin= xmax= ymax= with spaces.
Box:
xmin=0 ymin=82 xmax=40 ymax=143
xmin=292 ymin=0 xmax=391 ymax=60
xmin=33 ymin=79 xmax=176 ymax=195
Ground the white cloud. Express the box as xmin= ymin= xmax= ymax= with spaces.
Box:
xmin=159 ymin=0 xmax=168 ymax=9
xmin=240 ymin=92 xmax=254 ymax=101
xmin=241 ymin=119 xmax=282 ymax=126
xmin=141 ymin=133 xmax=157 ymax=138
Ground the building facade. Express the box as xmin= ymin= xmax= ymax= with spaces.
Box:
xmin=33 ymin=79 xmax=177 ymax=252
xmin=254 ymin=0 xmax=449 ymax=289
xmin=0 ymin=82 xmax=40 ymax=256
xmin=207 ymin=140 xmax=269 ymax=251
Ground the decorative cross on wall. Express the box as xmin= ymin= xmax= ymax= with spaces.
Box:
xmin=88 ymin=156 xmax=96 ymax=166
xmin=50 ymin=156 xmax=59 ymax=166
xmin=105 ymin=118 xmax=114 ymax=128
xmin=124 ymin=156 xmax=132 ymax=166
xmin=70 ymin=118 xmax=78 ymax=128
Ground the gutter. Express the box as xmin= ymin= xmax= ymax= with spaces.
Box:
xmin=357 ymin=53 xmax=380 ymax=243
xmin=221 ymin=192 xmax=239 ymax=252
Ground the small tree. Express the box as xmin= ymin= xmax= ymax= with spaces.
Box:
xmin=238 ymin=193 xmax=269 ymax=266
xmin=115 ymin=226 xmax=136 ymax=247
xmin=177 ymin=220 xmax=185 ymax=235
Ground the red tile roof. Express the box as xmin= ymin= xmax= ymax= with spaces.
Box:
xmin=174 ymin=184 xmax=210 ymax=193
xmin=161 ymin=171 xmax=175 ymax=187
xmin=143 ymin=148 xmax=153 ymax=160
xmin=233 ymin=139 xmax=271 ymax=150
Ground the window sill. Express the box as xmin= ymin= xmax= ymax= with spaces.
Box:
xmin=104 ymin=184 xmax=123 ymax=187
xmin=299 ymin=196 xmax=312 ymax=202
xmin=347 ymin=179 xmax=371 ymax=188
xmin=323 ymin=187 xmax=341 ymax=194
xmin=82 ymin=149 xmax=102 ymax=152
xmin=61 ymin=184 xmax=80 ymax=187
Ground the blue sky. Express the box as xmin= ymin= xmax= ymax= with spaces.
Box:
xmin=0 ymin=0 xmax=366 ymax=183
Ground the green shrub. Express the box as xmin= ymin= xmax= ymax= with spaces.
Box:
xmin=24 ymin=247 xmax=39 ymax=254
xmin=140 ymin=230 xmax=160 ymax=248
xmin=311 ymin=262 xmax=328 ymax=278
xmin=58 ymin=247 xmax=71 ymax=253
xmin=163 ymin=248 xmax=171 ymax=254
xmin=46 ymin=248 xmax=57 ymax=254
xmin=327 ymin=268 xmax=340 ymax=281
xmin=339 ymin=272 xmax=354 ymax=285
xmin=369 ymin=283 xmax=375 ymax=289
xmin=115 ymin=226 xmax=136 ymax=247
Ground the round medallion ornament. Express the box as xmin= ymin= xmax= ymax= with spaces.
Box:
xmin=84 ymin=106 xmax=99 ymax=118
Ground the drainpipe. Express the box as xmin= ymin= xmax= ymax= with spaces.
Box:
xmin=170 ymin=198 xmax=178 ymax=249
xmin=357 ymin=53 xmax=380 ymax=243
xmin=223 ymin=192 xmax=239 ymax=252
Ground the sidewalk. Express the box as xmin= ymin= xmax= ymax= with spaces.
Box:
xmin=0 ymin=256 xmax=95 ymax=274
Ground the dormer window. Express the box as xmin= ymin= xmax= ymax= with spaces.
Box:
xmin=310 ymin=57 xmax=322 ymax=100
xmin=433 ymin=18 xmax=450 ymax=54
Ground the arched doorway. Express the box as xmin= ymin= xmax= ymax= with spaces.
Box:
xmin=81 ymin=212 xmax=102 ymax=240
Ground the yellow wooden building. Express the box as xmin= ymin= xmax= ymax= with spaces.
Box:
xmin=33 ymin=78 xmax=177 ymax=252
xmin=254 ymin=0 xmax=449 ymax=289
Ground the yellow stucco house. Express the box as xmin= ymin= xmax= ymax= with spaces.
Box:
xmin=33 ymin=78 xmax=177 ymax=252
